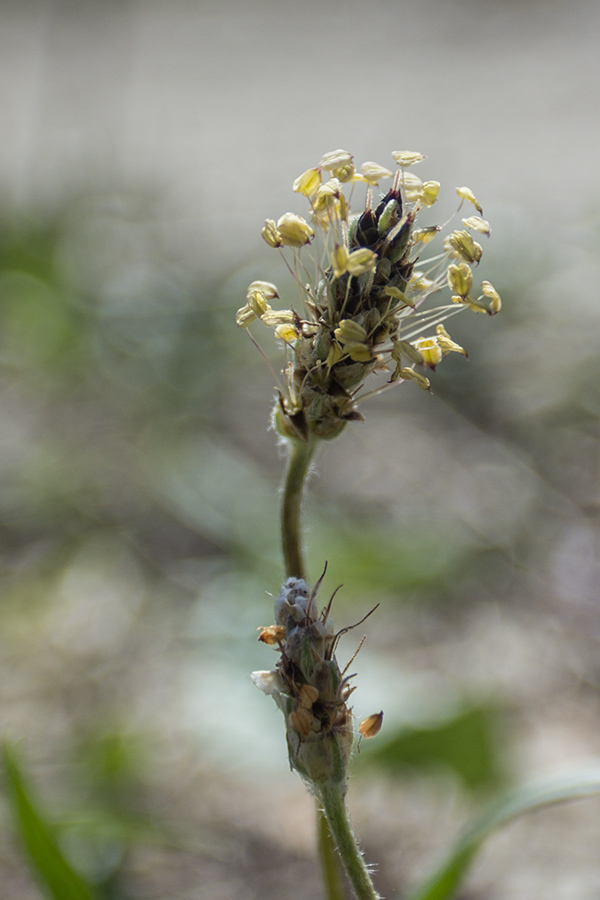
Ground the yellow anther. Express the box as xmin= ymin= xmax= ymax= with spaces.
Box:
xmin=260 ymin=309 xmax=295 ymax=326
xmin=448 ymin=262 xmax=473 ymax=297
xmin=319 ymin=149 xmax=355 ymax=181
xmin=247 ymin=280 xmax=278 ymax=301
xmin=462 ymin=215 xmax=491 ymax=235
xmin=345 ymin=342 xmax=373 ymax=362
xmin=334 ymin=319 xmax=368 ymax=344
xmin=276 ymin=212 xmax=315 ymax=247
xmin=235 ymin=304 xmax=256 ymax=328
xmin=444 ymin=230 xmax=483 ymax=264
xmin=384 ymin=285 xmax=415 ymax=307
xmin=332 ymin=244 xmax=349 ymax=278
xmin=436 ymin=324 xmax=467 ymax=357
xmin=456 ymin=186 xmax=483 ymax=214
xmin=397 ymin=367 xmax=431 ymax=390
xmin=248 ymin=290 xmax=271 ymax=317
xmin=413 ymin=336 xmax=443 ymax=369
xmin=274 ymin=323 xmax=299 ymax=342
xmin=421 ymin=181 xmax=440 ymax=207
xmin=481 ymin=280 xmax=502 ymax=314
xmin=400 ymin=171 xmax=424 ymax=202
xmin=360 ymin=161 xmax=393 ymax=184
xmin=261 ymin=219 xmax=282 ymax=248
xmin=414 ymin=226 xmax=440 ymax=244
xmin=293 ymin=167 xmax=322 ymax=196
xmin=346 ymin=248 xmax=377 ymax=276
xmin=392 ymin=150 xmax=426 ymax=167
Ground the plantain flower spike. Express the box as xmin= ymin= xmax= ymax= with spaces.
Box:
xmin=240 ymin=150 xmax=500 ymax=440
xmin=252 ymin=577 xmax=355 ymax=789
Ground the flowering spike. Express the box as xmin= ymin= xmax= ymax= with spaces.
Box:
xmin=240 ymin=150 xmax=499 ymax=436
xmin=254 ymin=577 xmax=355 ymax=784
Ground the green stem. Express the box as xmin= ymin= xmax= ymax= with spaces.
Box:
xmin=317 ymin=808 xmax=348 ymax=900
xmin=281 ymin=436 xmax=317 ymax=579
xmin=319 ymin=781 xmax=381 ymax=900
xmin=280 ymin=435 xmax=378 ymax=900
xmin=280 ymin=435 xmax=347 ymax=899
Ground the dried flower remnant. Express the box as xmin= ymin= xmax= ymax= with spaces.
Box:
xmin=358 ymin=711 xmax=384 ymax=739
xmin=252 ymin=576 xmax=357 ymax=788
xmin=237 ymin=149 xmax=501 ymax=442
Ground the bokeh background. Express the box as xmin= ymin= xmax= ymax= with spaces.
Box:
xmin=1 ymin=1 xmax=600 ymax=898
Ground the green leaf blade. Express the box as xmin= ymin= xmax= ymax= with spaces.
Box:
xmin=3 ymin=744 xmax=100 ymax=900
xmin=403 ymin=767 xmax=600 ymax=900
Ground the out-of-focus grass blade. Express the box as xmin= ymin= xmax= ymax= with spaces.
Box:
xmin=402 ymin=766 xmax=600 ymax=900
xmin=3 ymin=743 xmax=100 ymax=900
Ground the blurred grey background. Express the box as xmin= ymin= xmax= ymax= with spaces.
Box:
xmin=1 ymin=1 xmax=600 ymax=898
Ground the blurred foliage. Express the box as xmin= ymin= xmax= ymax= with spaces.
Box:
xmin=3 ymin=744 xmax=100 ymax=900
xmin=358 ymin=704 xmax=506 ymax=792
xmin=0 ymin=179 xmax=599 ymax=899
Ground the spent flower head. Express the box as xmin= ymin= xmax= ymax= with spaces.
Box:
xmin=252 ymin=576 xmax=356 ymax=788
xmin=237 ymin=150 xmax=501 ymax=441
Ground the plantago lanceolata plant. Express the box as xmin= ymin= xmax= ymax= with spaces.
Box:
xmin=237 ymin=150 xmax=600 ymax=900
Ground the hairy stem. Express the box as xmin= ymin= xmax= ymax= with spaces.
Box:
xmin=319 ymin=781 xmax=381 ymax=900
xmin=280 ymin=435 xmax=348 ymax=899
xmin=281 ymin=436 xmax=317 ymax=579
xmin=317 ymin=807 xmax=348 ymax=900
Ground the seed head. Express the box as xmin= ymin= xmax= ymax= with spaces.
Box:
xmin=252 ymin=577 xmax=355 ymax=788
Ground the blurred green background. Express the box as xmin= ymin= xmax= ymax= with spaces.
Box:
xmin=1 ymin=1 xmax=600 ymax=898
